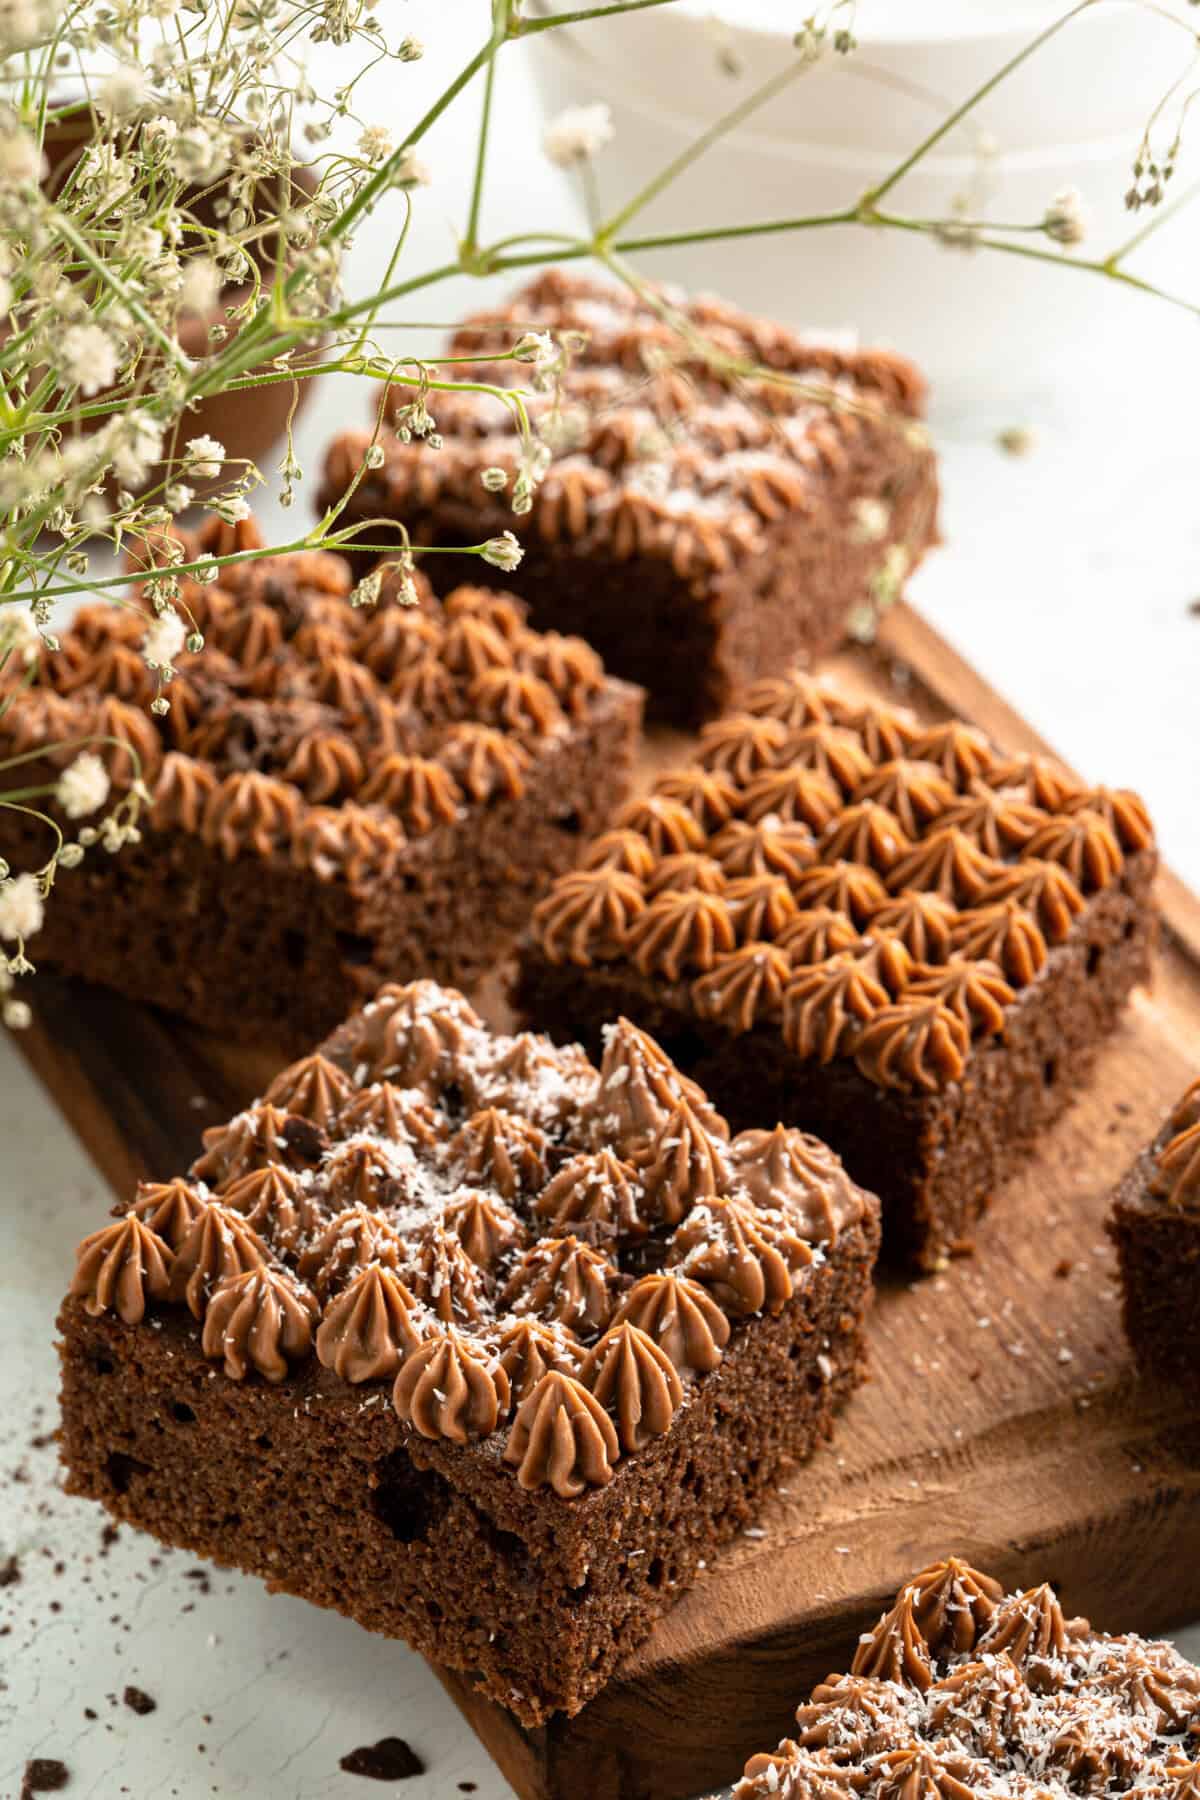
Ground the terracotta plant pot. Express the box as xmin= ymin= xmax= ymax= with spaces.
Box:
xmin=40 ymin=115 xmax=322 ymax=478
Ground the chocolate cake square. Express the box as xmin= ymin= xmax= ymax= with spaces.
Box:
xmin=717 ymin=1556 xmax=1200 ymax=1799
xmin=57 ymin=982 xmax=881 ymax=1726
xmin=0 ymin=514 xmax=641 ymax=1047
xmin=515 ymin=668 xmax=1158 ymax=1270
xmin=317 ymin=269 xmax=940 ymax=726
xmin=1108 ymin=1077 xmax=1200 ymax=1383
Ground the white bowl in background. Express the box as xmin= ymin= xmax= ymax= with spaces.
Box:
xmin=522 ymin=0 xmax=1196 ymax=409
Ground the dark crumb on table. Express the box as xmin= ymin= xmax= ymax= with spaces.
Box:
xmin=0 ymin=1553 xmax=20 ymax=1586
xmin=458 ymin=1785 xmax=478 ymax=1793
xmin=21 ymin=1759 xmax=70 ymax=1796
xmin=84 ymin=1708 xmax=98 ymax=1720
xmin=122 ymin=1685 xmax=157 ymax=1716
xmin=99 ymin=1524 xmax=119 ymax=1554
xmin=338 ymin=1738 xmax=426 ymax=1780
xmin=1054 ymin=1258 xmax=1074 ymax=1279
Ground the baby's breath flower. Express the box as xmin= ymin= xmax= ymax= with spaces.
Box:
xmin=394 ymin=148 xmax=430 ymax=188
xmin=3 ymin=998 xmax=32 ymax=1030
xmin=513 ymin=330 xmax=556 ymax=368
xmin=1043 ymin=187 xmax=1087 ymax=247
xmin=0 ymin=872 xmax=44 ymax=941
xmin=793 ymin=24 xmax=826 ymax=64
xmin=109 ymin=412 xmax=164 ymax=489
xmin=0 ymin=127 xmax=46 ymax=187
xmin=101 ymin=65 xmax=146 ymax=115
xmin=100 ymin=816 xmax=140 ymax=852
xmin=57 ymin=843 xmax=85 ymax=869
xmin=179 ymin=258 xmax=221 ymax=316
xmin=481 ymin=530 xmax=523 ymax=574
xmin=543 ymin=103 xmax=614 ymax=167
xmin=0 ymin=0 xmax=54 ymax=53
xmin=184 ymin=435 xmax=226 ymax=479
xmin=211 ymin=494 xmax=251 ymax=523
xmin=170 ymin=123 xmax=228 ymax=184
xmin=870 ymin=542 xmax=910 ymax=612
xmin=56 ymin=753 xmax=110 ymax=821
xmin=142 ymin=116 xmax=179 ymax=154
xmin=480 ymin=466 xmax=508 ymax=494
xmin=142 ymin=609 xmax=186 ymax=669
xmin=851 ymin=497 xmax=890 ymax=544
xmin=358 ymin=124 xmax=393 ymax=163
xmin=397 ymin=34 xmax=422 ymax=60
xmin=350 ymin=569 xmax=382 ymax=608
xmin=58 ymin=324 xmax=119 ymax=397
xmin=0 ymin=607 xmax=42 ymax=667
xmin=75 ymin=142 xmax=135 ymax=204
xmin=934 ymin=218 xmax=979 ymax=253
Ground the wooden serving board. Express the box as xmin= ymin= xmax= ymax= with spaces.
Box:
xmin=19 ymin=602 xmax=1200 ymax=1800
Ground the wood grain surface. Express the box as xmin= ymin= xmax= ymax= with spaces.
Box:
xmin=19 ymin=601 xmax=1200 ymax=1800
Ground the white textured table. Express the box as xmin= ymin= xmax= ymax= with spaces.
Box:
xmin=3 ymin=9 xmax=1199 ymax=1794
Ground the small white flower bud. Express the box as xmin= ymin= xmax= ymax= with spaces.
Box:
xmin=480 ymin=531 xmax=523 ymax=574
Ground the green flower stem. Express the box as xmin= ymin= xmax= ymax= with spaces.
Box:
xmin=49 ymin=210 xmax=192 ymax=376
xmin=463 ymin=10 xmax=505 ymax=258
xmin=346 ymin=192 xmax=413 ymax=360
xmin=27 ymin=532 xmax=497 ymax=604
xmin=321 ymin=44 xmax=497 ymax=254
xmin=512 ymin=0 xmax=681 ymax=33
xmin=0 ymin=784 xmax=62 ymax=803
xmin=871 ymin=207 xmax=1200 ymax=319
xmin=597 ymin=45 xmax=824 ymax=244
xmin=0 ymin=352 xmax=530 ymax=449
xmin=863 ymin=1 xmax=1098 ymax=207
xmin=0 ymin=796 xmax=65 ymax=853
xmin=0 ymin=731 xmax=137 ymax=778
xmin=1107 ymin=174 xmax=1200 ymax=267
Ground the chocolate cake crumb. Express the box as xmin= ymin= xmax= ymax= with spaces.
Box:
xmin=122 ymin=1685 xmax=156 ymax=1716
xmin=458 ymin=1782 xmax=478 ymax=1792
xmin=99 ymin=1524 xmax=119 ymax=1554
xmin=338 ymin=1738 xmax=425 ymax=1780
xmin=21 ymin=1759 xmax=70 ymax=1796
xmin=1054 ymin=1258 xmax=1074 ymax=1279
xmin=0 ymin=1553 xmax=20 ymax=1586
